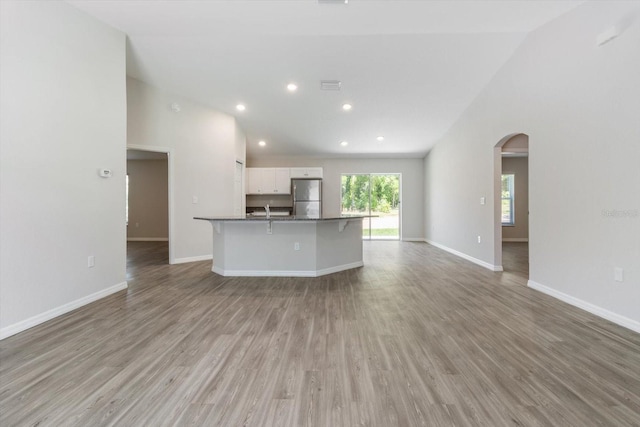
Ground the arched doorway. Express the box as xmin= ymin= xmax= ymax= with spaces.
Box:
xmin=494 ymin=134 xmax=529 ymax=281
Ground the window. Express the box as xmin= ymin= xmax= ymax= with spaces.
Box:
xmin=340 ymin=174 xmax=400 ymax=240
xmin=501 ymin=174 xmax=515 ymax=225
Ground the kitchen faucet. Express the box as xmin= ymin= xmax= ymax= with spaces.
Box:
xmin=265 ymin=204 xmax=270 ymax=219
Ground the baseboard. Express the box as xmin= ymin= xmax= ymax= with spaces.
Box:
xmin=502 ymin=238 xmax=529 ymax=242
xmin=402 ymin=237 xmax=425 ymax=242
xmin=528 ymin=280 xmax=640 ymax=334
xmin=127 ymin=237 xmax=169 ymax=242
xmin=212 ymin=261 xmax=364 ymax=277
xmin=316 ymin=261 xmax=364 ymax=276
xmin=172 ymin=254 xmax=213 ymax=264
xmin=425 ymin=239 xmax=503 ymax=272
xmin=0 ymin=281 xmax=128 ymax=341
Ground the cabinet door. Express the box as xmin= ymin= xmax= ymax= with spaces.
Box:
xmin=247 ymin=168 xmax=262 ymax=194
xmin=260 ymin=168 xmax=276 ymax=193
xmin=290 ymin=167 xmax=323 ymax=179
xmin=305 ymin=167 xmax=323 ymax=178
xmin=289 ymin=168 xmax=306 ymax=178
xmin=274 ymin=168 xmax=291 ymax=194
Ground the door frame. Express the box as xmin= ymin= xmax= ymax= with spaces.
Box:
xmin=127 ymin=144 xmax=175 ymax=264
xmin=234 ymin=160 xmax=245 ymax=217
xmin=493 ymin=133 xmax=529 ymax=273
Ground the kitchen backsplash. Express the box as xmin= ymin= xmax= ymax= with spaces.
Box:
xmin=246 ymin=194 xmax=292 ymax=208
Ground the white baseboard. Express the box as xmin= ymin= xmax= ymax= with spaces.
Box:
xmin=0 ymin=281 xmax=128 ymax=341
xmin=127 ymin=237 xmax=169 ymax=242
xmin=316 ymin=261 xmax=364 ymax=276
xmin=172 ymin=254 xmax=213 ymax=264
xmin=402 ymin=237 xmax=425 ymax=242
xmin=212 ymin=261 xmax=364 ymax=277
xmin=528 ymin=280 xmax=640 ymax=334
xmin=425 ymin=239 xmax=503 ymax=271
xmin=502 ymin=238 xmax=529 ymax=242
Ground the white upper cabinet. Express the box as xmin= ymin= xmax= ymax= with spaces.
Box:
xmin=247 ymin=168 xmax=263 ymax=194
xmin=289 ymin=167 xmax=323 ymax=179
xmin=274 ymin=168 xmax=291 ymax=194
xmin=246 ymin=168 xmax=291 ymax=194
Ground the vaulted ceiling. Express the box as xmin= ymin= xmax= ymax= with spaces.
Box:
xmin=68 ymin=0 xmax=582 ymax=158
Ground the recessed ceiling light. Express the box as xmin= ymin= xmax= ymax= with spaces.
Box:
xmin=376 ymin=136 xmax=384 ymax=141
xmin=236 ymin=104 xmax=246 ymax=111
xmin=340 ymin=141 xmax=348 ymax=146
xmin=258 ymin=140 xmax=266 ymax=147
xmin=287 ymin=83 xmax=298 ymax=92
xmin=342 ymin=103 xmax=352 ymax=111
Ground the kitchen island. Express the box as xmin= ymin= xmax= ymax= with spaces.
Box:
xmin=194 ymin=215 xmax=366 ymax=277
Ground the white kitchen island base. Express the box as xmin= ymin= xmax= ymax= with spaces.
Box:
xmin=198 ymin=217 xmax=364 ymax=277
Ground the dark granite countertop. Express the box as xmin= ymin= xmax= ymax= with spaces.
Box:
xmin=194 ymin=215 xmax=370 ymax=222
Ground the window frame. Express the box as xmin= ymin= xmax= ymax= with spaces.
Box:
xmin=501 ymin=173 xmax=515 ymax=226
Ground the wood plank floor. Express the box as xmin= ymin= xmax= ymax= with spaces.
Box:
xmin=1 ymin=241 xmax=639 ymax=426
xmin=502 ymin=242 xmax=529 ymax=281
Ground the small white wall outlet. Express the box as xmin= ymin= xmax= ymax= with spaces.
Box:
xmin=294 ymin=242 xmax=300 ymax=251
xmin=192 ymin=196 xmax=198 ymax=204
xmin=477 ymin=235 xmax=482 ymax=243
xmin=614 ymin=267 xmax=624 ymax=282
xmin=480 ymin=197 xmax=486 ymax=205
xmin=88 ymin=255 xmax=95 ymax=268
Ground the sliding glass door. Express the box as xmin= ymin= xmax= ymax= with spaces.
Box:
xmin=341 ymin=174 xmax=400 ymax=240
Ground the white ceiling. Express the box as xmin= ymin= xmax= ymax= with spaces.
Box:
xmin=68 ymin=0 xmax=583 ymax=159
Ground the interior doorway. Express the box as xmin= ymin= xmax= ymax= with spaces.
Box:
xmin=494 ymin=134 xmax=529 ymax=280
xmin=126 ymin=144 xmax=175 ymax=264
xmin=340 ymin=173 xmax=401 ymax=240
xmin=234 ymin=161 xmax=244 ymax=216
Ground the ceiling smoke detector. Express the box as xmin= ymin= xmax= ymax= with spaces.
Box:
xmin=320 ymin=80 xmax=341 ymax=91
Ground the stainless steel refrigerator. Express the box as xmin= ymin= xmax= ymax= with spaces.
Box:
xmin=292 ymin=179 xmax=322 ymax=218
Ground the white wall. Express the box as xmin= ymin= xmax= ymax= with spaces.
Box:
xmin=424 ymin=1 xmax=640 ymax=330
xmin=248 ymin=157 xmax=424 ymax=240
xmin=0 ymin=1 xmax=127 ymax=338
xmin=127 ymin=77 xmax=246 ymax=262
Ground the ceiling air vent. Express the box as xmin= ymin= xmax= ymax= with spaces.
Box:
xmin=318 ymin=0 xmax=348 ymax=4
xmin=320 ymin=80 xmax=342 ymax=91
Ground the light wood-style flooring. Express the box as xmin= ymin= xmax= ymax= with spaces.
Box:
xmin=1 ymin=241 xmax=639 ymax=426
xmin=502 ymin=242 xmax=529 ymax=281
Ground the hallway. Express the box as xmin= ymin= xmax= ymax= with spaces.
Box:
xmin=502 ymin=242 xmax=529 ymax=281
